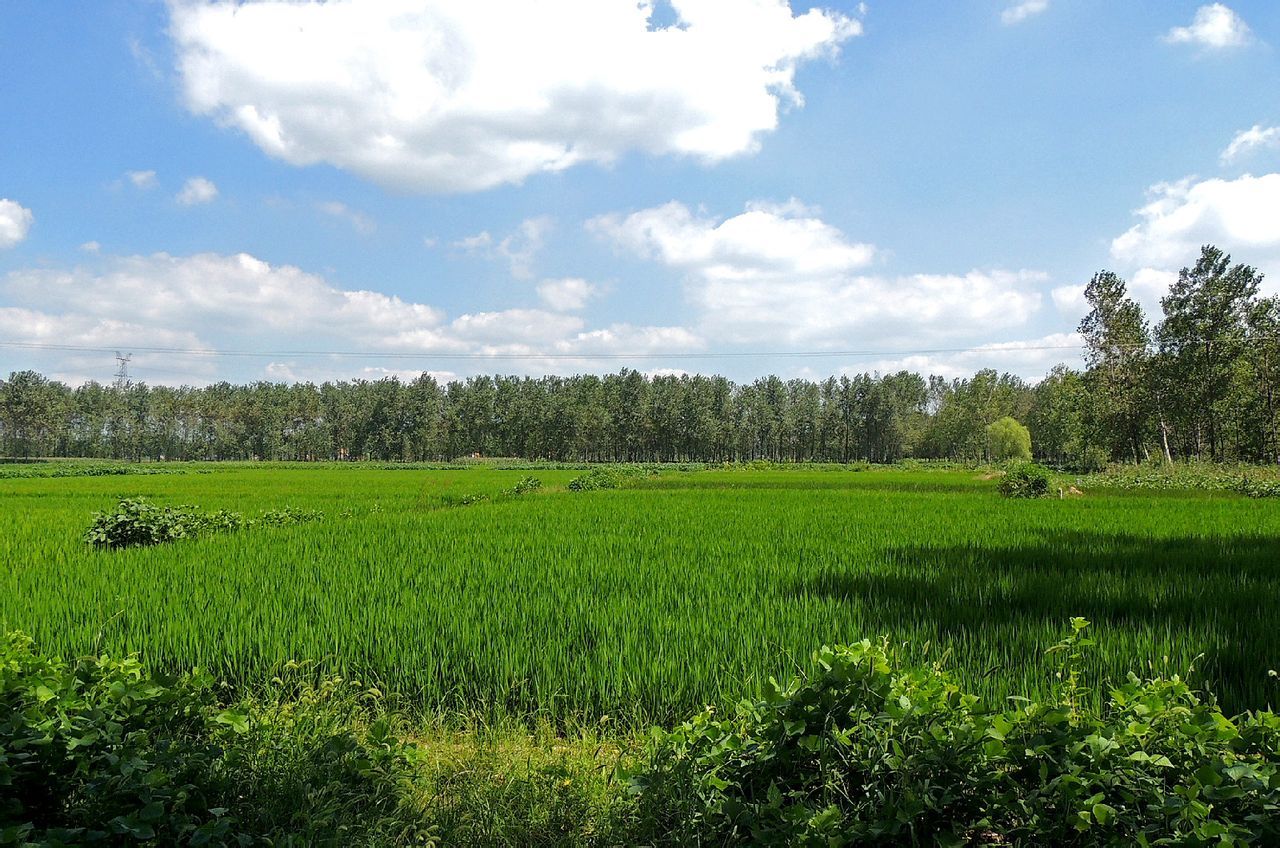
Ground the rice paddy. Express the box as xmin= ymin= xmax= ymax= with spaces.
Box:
xmin=3 ymin=463 xmax=1278 ymax=726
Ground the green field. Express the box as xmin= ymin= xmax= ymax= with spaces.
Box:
xmin=3 ymin=464 xmax=1278 ymax=725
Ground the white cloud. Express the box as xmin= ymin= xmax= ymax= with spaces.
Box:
xmin=169 ymin=0 xmax=860 ymax=193
xmin=853 ymin=332 xmax=1084 ymax=381
xmin=0 ymin=199 xmax=34 ymax=249
xmin=317 ymin=200 xmax=376 ymax=234
xmin=1221 ymin=125 xmax=1280 ymax=164
xmin=0 ymin=250 xmax=704 ymax=384
xmin=453 ymin=216 xmax=552 ymax=279
xmin=176 ymin=176 xmax=219 ymax=205
xmin=79 ymin=241 xmax=102 ymax=254
xmin=1164 ymin=4 xmax=1252 ymax=50
xmin=590 ymin=200 xmax=1043 ymax=347
xmin=1050 ymin=284 xmax=1085 ymax=315
xmin=537 ymin=277 xmax=598 ymax=311
xmin=1111 ymin=173 xmax=1280 ymax=271
xmin=125 ymin=169 xmax=158 ymax=189
xmin=1001 ymin=0 xmax=1048 ymax=26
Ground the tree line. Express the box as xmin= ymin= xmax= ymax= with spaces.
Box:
xmin=2 ymin=245 xmax=1276 ymax=467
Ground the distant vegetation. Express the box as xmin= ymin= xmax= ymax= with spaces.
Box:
xmin=2 ymin=245 xmax=1277 ymax=468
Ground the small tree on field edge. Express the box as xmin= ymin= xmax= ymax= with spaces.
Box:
xmin=986 ymin=416 xmax=1032 ymax=462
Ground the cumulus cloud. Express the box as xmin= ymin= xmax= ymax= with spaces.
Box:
xmin=0 ymin=250 xmax=701 ymax=384
xmin=1111 ymin=174 xmax=1280 ymax=271
xmin=176 ymin=176 xmax=219 ymax=205
xmin=125 ymin=169 xmax=158 ymax=189
xmin=1221 ymin=125 xmax=1280 ymax=164
xmin=590 ymin=200 xmax=1043 ymax=347
xmin=1164 ymin=4 xmax=1252 ymax=50
xmin=1001 ymin=0 xmax=1049 ymax=26
xmin=168 ymin=0 xmax=860 ymax=193
xmin=317 ymin=200 xmax=376 ymax=234
xmin=453 ymin=216 xmax=552 ymax=279
xmin=853 ymin=333 xmax=1085 ymax=381
xmin=0 ymin=199 xmax=34 ymax=249
xmin=537 ymin=277 xmax=598 ymax=311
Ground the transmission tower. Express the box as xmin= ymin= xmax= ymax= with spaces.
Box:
xmin=113 ymin=351 xmax=132 ymax=390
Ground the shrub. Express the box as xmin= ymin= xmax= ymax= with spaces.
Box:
xmin=258 ymin=506 xmax=324 ymax=526
xmin=84 ymin=499 xmax=323 ymax=549
xmin=508 ymin=476 xmax=543 ymax=495
xmin=567 ymin=468 xmax=622 ymax=491
xmin=997 ymin=461 xmax=1051 ymax=498
xmin=0 ymin=632 xmax=426 ymax=846
xmin=985 ymin=416 xmax=1033 ymax=462
xmin=1236 ymin=477 xmax=1280 ymax=499
xmin=629 ymin=620 xmax=1280 ymax=847
xmin=82 ymin=498 xmax=210 ymax=549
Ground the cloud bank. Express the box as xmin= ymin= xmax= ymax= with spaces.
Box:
xmin=169 ymin=0 xmax=860 ymax=193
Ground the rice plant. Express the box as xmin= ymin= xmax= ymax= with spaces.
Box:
xmin=2 ymin=464 xmax=1278 ymax=727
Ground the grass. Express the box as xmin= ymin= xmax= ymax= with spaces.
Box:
xmin=2 ymin=463 xmax=1278 ymax=727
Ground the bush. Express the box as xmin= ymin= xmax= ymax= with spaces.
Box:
xmin=82 ymin=498 xmax=211 ymax=549
xmin=997 ymin=461 xmax=1051 ymax=498
xmin=0 ymin=632 xmax=426 ymax=846
xmin=1236 ymin=477 xmax=1280 ymax=499
xmin=84 ymin=499 xmax=323 ymax=549
xmin=567 ymin=468 xmax=623 ymax=491
xmin=257 ymin=506 xmax=324 ymax=527
xmin=508 ymin=476 xmax=543 ymax=495
xmin=629 ymin=620 xmax=1280 ymax=847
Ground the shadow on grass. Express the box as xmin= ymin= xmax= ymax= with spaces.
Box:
xmin=798 ymin=531 xmax=1280 ymax=710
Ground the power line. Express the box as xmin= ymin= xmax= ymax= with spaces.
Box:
xmin=6 ymin=335 xmax=1272 ymax=365
xmin=1 ymin=338 xmax=1094 ymax=362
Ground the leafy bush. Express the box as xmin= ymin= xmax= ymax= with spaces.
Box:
xmin=82 ymin=498 xmax=212 ymax=548
xmin=997 ymin=461 xmax=1052 ymax=498
xmin=630 ymin=620 xmax=1280 ymax=847
xmin=508 ymin=475 xmax=543 ymax=495
xmin=567 ymin=468 xmax=623 ymax=491
xmin=1235 ymin=477 xmax=1280 ymax=499
xmin=84 ymin=499 xmax=323 ymax=549
xmin=258 ymin=506 xmax=324 ymax=526
xmin=0 ymin=632 xmax=426 ymax=846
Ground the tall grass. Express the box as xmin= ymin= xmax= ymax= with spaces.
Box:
xmin=2 ymin=465 xmax=1278 ymax=726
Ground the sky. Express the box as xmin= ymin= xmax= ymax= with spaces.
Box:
xmin=2 ymin=0 xmax=1279 ymax=388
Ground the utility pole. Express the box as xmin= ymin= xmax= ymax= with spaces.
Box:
xmin=113 ymin=351 xmax=132 ymax=390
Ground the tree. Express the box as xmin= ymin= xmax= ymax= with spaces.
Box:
xmin=1157 ymin=246 xmax=1262 ymax=460
xmin=985 ymin=416 xmax=1032 ymax=462
xmin=1078 ymin=271 xmax=1151 ymax=463
xmin=0 ymin=371 xmax=65 ymax=457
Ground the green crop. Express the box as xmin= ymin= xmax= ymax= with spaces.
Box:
xmin=2 ymin=464 xmax=1278 ymax=728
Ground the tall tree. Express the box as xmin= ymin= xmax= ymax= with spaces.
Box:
xmin=1157 ymin=246 xmax=1262 ymax=460
xmin=1078 ymin=271 xmax=1151 ymax=463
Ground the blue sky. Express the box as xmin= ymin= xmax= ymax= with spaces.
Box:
xmin=2 ymin=0 xmax=1278 ymax=386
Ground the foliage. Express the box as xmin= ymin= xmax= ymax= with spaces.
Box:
xmin=0 ymin=632 xmax=429 ymax=847
xmin=1236 ymin=478 xmax=1280 ymax=499
xmin=630 ymin=621 xmax=1280 ymax=847
xmin=83 ymin=498 xmax=321 ymax=549
xmin=997 ymin=461 xmax=1052 ymax=498
xmin=567 ymin=468 xmax=624 ymax=491
xmin=985 ymin=416 xmax=1032 ymax=461
xmin=507 ymin=475 xmax=543 ymax=495
xmin=257 ymin=506 xmax=324 ymax=526
xmin=82 ymin=498 xmax=214 ymax=549
xmin=1081 ymin=462 xmax=1280 ymax=493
